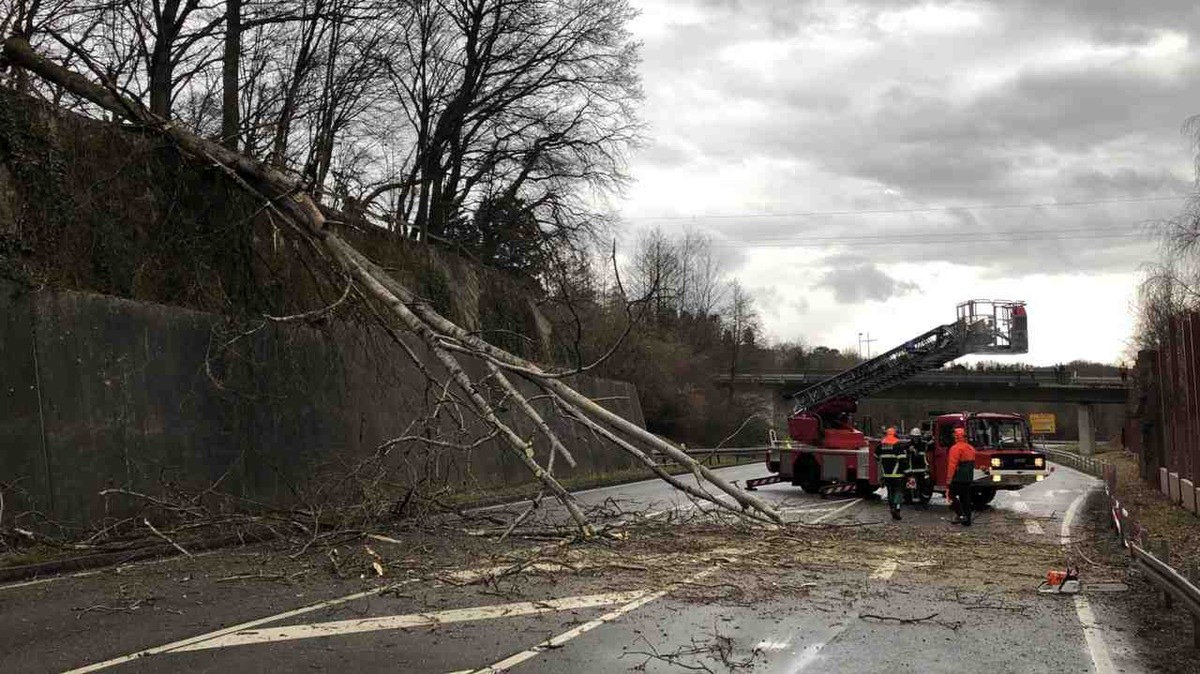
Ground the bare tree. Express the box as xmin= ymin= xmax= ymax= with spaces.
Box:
xmin=723 ymin=280 xmax=759 ymax=381
xmin=381 ymin=0 xmax=641 ymax=247
xmin=3 ymin=35 xmax=784 ymax=533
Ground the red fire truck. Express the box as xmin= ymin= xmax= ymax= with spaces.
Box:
xmin=751 ymin=300 xmax=1048 ymax=500
xmin=926 ymin=411 xmax=1047 ymax=504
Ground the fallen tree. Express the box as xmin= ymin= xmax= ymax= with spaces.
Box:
xmin=1 ymin=37 xmax=783 ymax=533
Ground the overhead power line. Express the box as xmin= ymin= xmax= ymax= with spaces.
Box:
xmin=623 ymin=194 xmax=1191 ymax=221
xmin=710 ymin=231 xmax=1153 ymax=249
xmin=714 ymin=223 xmax=1159 ymax=246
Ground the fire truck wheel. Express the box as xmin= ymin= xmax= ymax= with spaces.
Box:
xmin=972 ymin=488 xmax=996 ymax=506
xmin=792 ymin=456 xmax=821 ymax=492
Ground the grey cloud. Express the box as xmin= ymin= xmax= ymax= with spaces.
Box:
xmin=1067 ymin=167 xmax=1192 ymax=199
xmin=634 ymin=139 xmax=694 ymax=167
xmin=630 ymin=0 xmax=1200 ymax=277
xmin=1014 ymin=0 xmax=1200 ymax=36
xmin=818 ymin=263 xmax=919 ymax=303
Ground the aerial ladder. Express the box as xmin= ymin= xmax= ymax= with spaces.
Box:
xmin=753 ymin=300 xmax=1029 ymax=493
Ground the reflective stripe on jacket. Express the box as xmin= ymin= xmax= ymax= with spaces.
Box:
xmin=878 ymin=438 xmax=909 ymax=478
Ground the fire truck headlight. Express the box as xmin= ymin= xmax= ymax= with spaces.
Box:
xmin=1036 ymin=474 xmax=1045 ymax=481
xmin=990 ymin=457 xmax=1002 ymax=468
xmin=992 ymin=474 xmax=1002 ymax=482
xmin=1034 ymin=457 xmax=1045 ymax=468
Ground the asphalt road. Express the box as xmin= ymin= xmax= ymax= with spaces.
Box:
xmin=0 ymin=463 xmax=1154 ymax=673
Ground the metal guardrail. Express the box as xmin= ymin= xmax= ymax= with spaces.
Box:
xmin=650 ymin=446 xmax=768 ymax=468
xmin=1046 ymin=448 xmax=1200 ymax=644
xmin=1041 ymin=447 xmax=1105 ymax=477
xmin=1131 ymin=543 xmax=1200 ymax=622
xmin=676 ymin=446 xmax=771 ymax=456
xmin=719 ymin=371 xmax=1127 ymax=388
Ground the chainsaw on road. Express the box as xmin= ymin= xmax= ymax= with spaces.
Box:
xmin=1037 ymin=566 xmax=1081 ymax=594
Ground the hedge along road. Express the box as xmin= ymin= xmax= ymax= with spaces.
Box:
xmin=0 ymin=463 xmax=1149 ymax=673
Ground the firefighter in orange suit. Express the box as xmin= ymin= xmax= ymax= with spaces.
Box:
xmin=946 ymin=427 xmax=977 ymax=526
xmin=877 ymin=427 xmax=907 ymax=521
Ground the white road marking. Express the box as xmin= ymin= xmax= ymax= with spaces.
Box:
xmin=63 ymin=578 xmax=422 ymax=673
xmin=1073 ymin=595 xmax=1118 ymax=674
xmin=1012 ymin=501 xmax=1032 ymax=514
xmin=174 ymin=591 xmax=647 ymax=652
xmin=869 ymin=560 xmax=898 ymax=581
xmin=810 ymin=498 xmax=862 ymax=524
xmin=756 ymin=640 xmax=792 ymax=651
xmin=64 ymin=546 xmax=579 ymax=673
xmin=793 ymin=556 xmax=900 ymax=671
xmin=1060 ymin=492 xmax=1086 ymax=546
xmin=780 ymin=501 xmax=844 ymax=511
xmin=439 ymin=562 xmax=577 ymax=584
xmin=1061 ymin=489 xmax=1116 ymax=674
xmin=463 ymin=566 xmax=719 ymax=673
xmin=1025 ymin=520 xmax=1045 ymax=535
xmin=790 ymin=623 xmax=852 ymax=672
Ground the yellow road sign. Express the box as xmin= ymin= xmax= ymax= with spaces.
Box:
xmin=1029 ymin=413 xmax=1056 ymax=435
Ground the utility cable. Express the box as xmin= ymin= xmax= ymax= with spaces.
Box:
xmin=623 ymin=194 xmax=1190 ymax=221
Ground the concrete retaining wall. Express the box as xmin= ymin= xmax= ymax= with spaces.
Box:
xmin=0 ymin=283 xmax=645 ymax=527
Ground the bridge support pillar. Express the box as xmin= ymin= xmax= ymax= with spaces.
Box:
xmin=1078 ymin=403 xmax=1095 ymax=456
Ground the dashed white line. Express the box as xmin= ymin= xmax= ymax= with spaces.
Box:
xmin=174 ymin=591 xmax=648 ymax=652
xmin=463 ymin=567 xmax=719 ymax=673
xmin=794 ymin=556 xmax=897 ymax=671
xmin=787 ymin=638 xmax=835 ymax=666
xmin=756 ymin=640 xmax=792 ymax=651
xmin=869 ymin=560 xmax=898 ymax=581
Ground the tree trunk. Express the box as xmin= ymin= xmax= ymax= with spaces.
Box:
xmin=148 ymin=0 xmax=181 ymax=119
xmin=148 ymin=43 xmax=173 ymax=119
xmin=221 ymin=0 xmax=241 ymax=150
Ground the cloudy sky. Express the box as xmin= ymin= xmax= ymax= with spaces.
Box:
xmin=616 ymin=0 xmax=1200 ymax=365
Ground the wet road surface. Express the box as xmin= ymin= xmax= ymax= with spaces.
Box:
xmin=0 ymin=462 xmax=1151 ymax=673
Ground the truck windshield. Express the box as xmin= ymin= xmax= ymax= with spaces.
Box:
xmin=969 ymin=419 xmax=1028 ymax=448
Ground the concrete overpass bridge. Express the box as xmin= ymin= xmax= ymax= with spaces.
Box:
xmin=716 ymin=370 xmax=1129 ymax=454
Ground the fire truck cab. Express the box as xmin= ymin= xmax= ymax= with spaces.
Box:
xmin=929 ymin=412 xmax=1049 ymax=504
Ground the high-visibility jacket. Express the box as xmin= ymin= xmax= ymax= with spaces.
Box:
xmin=947 ymin=440 xmax=977 ymax=484
xmin=906 ymin=440 xmax=929 ymax=474
xmin=878 ymin=434 xmax=908 ymax=478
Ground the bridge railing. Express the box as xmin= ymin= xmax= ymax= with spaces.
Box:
xmin=716 ymin=371 xmax=1127 ymax=388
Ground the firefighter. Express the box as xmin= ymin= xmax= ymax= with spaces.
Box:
xmin=905 ymin=427 xmax=931 ymax=505
xmin=946 ymin=427 xmax=977 ymax=526
xmin=877 ymin=427 xmax=908 ymax=520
